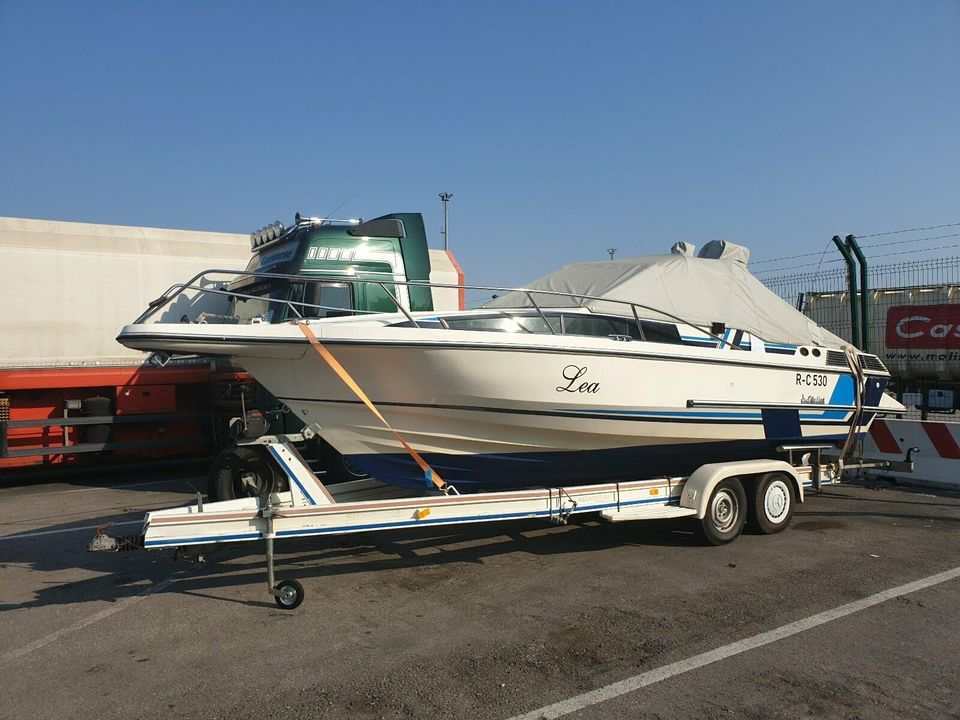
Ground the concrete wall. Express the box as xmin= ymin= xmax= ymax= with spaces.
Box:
xmin=862 ymin=417 xmax=960 ymax=489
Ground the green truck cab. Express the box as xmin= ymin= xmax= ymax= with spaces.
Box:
xmin=229 ymin=212 xmax=448 ymax=322
xmin=210 ymin=211 xmax=463 ymax=500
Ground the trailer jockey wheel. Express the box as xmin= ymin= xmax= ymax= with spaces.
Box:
xmin=696 ymin=477 xmax=747 ymax=546
xmin=273 ymin=579 xmax=304 ymax=610
xmin=748 ymin=472 xmax=795 ymax=534
xmin=208 ymin=446 xmax=287 ymax=502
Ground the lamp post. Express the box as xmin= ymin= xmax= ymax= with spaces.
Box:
xmin=607 ymin=247 xmax=617 ymax=260
xmin=439 ymin=192 xmax=453 ymax=250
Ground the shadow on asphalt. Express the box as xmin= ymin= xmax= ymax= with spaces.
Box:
xmin=0 ymin=517 xmax=700 ymax=611
xmin=3 ymin=483 xmax=959 ymax=613
xmin=0 ymin=458 xmax=213 ymax=490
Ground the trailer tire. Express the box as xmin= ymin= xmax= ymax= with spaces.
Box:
xmin=208 ymin=446 xmax=287 ymax=502
xmin=749 ymin=472 xmax=795 ymax=534
xmin=695 ymin=477 xmax=747 ymax=546
xmin=274 ymin=579 xmax=304 ymax=610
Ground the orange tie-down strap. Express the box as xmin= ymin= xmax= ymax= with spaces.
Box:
xmin=296 ymin=322 xmax=452 ymax=494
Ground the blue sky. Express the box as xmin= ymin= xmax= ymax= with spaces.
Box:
xmin=1 ymin=1 xmax=958 ymax=287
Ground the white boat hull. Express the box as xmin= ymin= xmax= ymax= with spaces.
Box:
xmin=241 ymin=342 xmax=883 ymax=489
xmin=118 ymin=320 xmax=894 ymax=491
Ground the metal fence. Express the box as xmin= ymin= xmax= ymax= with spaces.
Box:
xmin=760 ymin=256 xmax=960 ymax=419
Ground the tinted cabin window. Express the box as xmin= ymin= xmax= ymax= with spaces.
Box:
xmin=444 ymin=315 xmax=551 ymax=333
xmin=560 ymin=315 xmax=682 ymax=344
xmin=562 ymin=315 xmax=641 ymax=339
xmin=640 ymin=320 xmax=683 ymax=344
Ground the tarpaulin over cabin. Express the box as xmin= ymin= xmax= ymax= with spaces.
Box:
xmin=484 ymin=240 xmax=847 ymax=347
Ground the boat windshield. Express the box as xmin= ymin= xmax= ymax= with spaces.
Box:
xmin=228 ymin=279 xmax=355 ymax=323
xmin=389 ymin=312 xmax=685 ymax=344
xmin=228 ymin=280 xmax=289 ymax=323
xmin=288 ymin=281 xmax=354 ymax=319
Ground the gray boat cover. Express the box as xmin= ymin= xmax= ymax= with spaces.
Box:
xmin=484 ymin=240 xmax=846 ymax=347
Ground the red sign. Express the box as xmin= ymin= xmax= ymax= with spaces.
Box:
xmin=886 ymin=304 xmax=960 ymax=348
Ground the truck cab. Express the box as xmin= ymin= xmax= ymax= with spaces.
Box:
xmin=208 ymin=211 xmax=463 ymax=500
xmin=226 ymin=212 xmax=458 ymax=324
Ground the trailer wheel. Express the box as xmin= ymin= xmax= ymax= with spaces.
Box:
xmin=209 ymin=446 xmax=286 ymax=502
xmin=696 ymin=478 xmax=747 ymax=546
xmin=749 ymin=472 xmax=795 ymax=534
xmin=274 ymin=579 xmax=304 ymax=610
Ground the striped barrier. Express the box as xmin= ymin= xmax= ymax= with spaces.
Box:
xmin=863 ymin=418 xmax=960 ymax=489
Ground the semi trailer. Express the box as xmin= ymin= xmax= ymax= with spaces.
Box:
xmin=0 ymin=213 xmax=463 ymax=480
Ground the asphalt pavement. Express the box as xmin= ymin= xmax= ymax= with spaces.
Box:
xmin=0 ymin=472 xmax=957 ymax=720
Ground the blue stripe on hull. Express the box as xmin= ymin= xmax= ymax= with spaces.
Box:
xmin=346 ymin=435 xmax=850 ymax=492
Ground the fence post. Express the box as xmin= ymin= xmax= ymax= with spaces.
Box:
xmin=846 ymin=235 xmax=870 ymax=354
xmin=832 ymin=235 xmax=861 ymax=349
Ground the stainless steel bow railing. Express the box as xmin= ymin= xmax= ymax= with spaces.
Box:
xmin=135 ymin=267 xmax=746 ymax=347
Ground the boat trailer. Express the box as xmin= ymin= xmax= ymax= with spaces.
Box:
xmin=90 ymin=436 xmax=915 ymax=609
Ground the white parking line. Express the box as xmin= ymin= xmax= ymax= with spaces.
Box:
xmin=507 ymin=565 xmax=960 ymax=720
xmin=0 ymin=577 xmax=175 ymax=666
xmin=0 ymin=519 xmax=143 ymax=542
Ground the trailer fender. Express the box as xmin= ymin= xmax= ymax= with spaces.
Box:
xmin=680 ymin=460 xmax=804 ymax=519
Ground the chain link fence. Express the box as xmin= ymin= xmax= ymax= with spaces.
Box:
xmin=760 ymin=257 xmax=960 ymax=420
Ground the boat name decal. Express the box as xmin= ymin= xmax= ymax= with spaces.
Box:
xmin=800 ymin=394 xmax=825 ymax=404
xmin=557 ymin=365 xmax=600 ymax=394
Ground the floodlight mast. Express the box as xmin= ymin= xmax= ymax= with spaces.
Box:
xmin=439 ymin=192 xmax=453 ymax=250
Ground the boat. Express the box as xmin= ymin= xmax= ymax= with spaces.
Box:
xmin=117 ymin=239 xmax=902 ymax=492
